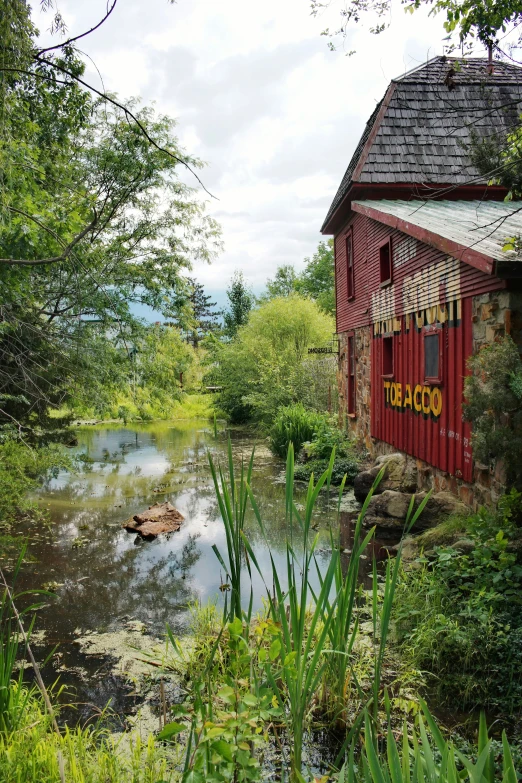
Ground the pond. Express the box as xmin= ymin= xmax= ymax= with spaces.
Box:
xmin=16 ymin=420 xmax=364 ymax=728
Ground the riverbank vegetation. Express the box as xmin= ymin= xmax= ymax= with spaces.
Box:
xmin=4 ymin=443 xmax=521 ymax=782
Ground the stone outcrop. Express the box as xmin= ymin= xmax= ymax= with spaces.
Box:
xmin=362 ymin=488 xmax=469 ymax=535
xmin=354 ymin=452 xmax=417 ymax=502
xmin=123 ymin=502 xmax=184 ymax=539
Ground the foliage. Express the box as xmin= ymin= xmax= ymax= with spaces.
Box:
xmin=261 ymin=240 xmax=335 ymax=316
xmin=223 ymin=271 xmax=254 ymax=339
xmin=395 ymin=493 xmax=522 ymax=713
xmin=312 ymin=0 xmax=522 ymax=52
xmin=264 ymin=264 xmax=298 ymax=299
xmin=0 ymin=6 xmax=220 ymax=434
xmin=269 ymin=404 xmax=327 ymax=458
xmin=164 ymin=616 xmax=281 ymax=783
xmin=271 ymin=406 xmax=360 ymax=484
xmin=464 ymin=335 xmax=522 ymax=486
xmin=212 ymin=295 xmax=334 ymax=426
xmin=294 ymin=455 xmax=360 ymax=486
xmin=295 ymin=239 xmax=335 ymax=316
xmin=0 ymin=438 xmax=70 ymax=525
xmin=185 ymin=278 xmax=221 ymax=347
xmin=335 ymin=704 xmax=520 ymax=783
xmin=0 ymin=687 xmax=174 ymax=782
xmin=208 ymin=440 xmax=255 ymax=623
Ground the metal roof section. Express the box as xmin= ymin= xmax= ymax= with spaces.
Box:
xmin=321 ymin=56 xmax=522 ymax=234
xmin=351 ymin=199 xmax=522 ymax=275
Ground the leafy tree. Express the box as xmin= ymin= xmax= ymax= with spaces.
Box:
xmin=212 ymin=294 xmax=334 ymax=425
xmin=0 ymin=7 xmax=220 ymax=434
xmin=264 ymin=265 xmax=298 ymax=299
xmin=295 ymin=239 xmax=335 ymax=316
xmin=313 ymin=0 xmax=522 ymax=53
xmin=223 ymin=271 xmax=254 ymax=339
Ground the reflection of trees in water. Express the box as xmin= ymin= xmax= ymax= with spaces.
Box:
xmin=18 ymin=515 xmax=202 ymax=637
xmin=168 ymin=534 xmax=201 ymax=579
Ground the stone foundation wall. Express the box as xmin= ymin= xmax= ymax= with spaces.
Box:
xmin=338 ymin=286 xmax=522 ymax=510
xmin=338 ymin=327 xmax=372 ymax=450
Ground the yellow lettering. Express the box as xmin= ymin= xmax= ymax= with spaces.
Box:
xmin=413 ymin=385 xmax=422 ymax=412
xmin=390 ymin=382 xmax=397 ymax=407
xmin=422 ymin=387 xmax=431 ymax=415
xmin=404 ymin=384 xmax=412 ymax=409
xmin=384 ymin=381 xmax=391 ymax=404
xmin=431 ymin=387 xmax=443 ymax=418
xmin=425 ymin=305 xmax=437 ymax=325
xmin=396 ymin=383 xmax=402 ymax=407
xmin=437 ymin=303 xmax=447 ymax=324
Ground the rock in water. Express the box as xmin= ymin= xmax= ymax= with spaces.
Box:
xmin=123 ymin=502 xmax=184 ymax=539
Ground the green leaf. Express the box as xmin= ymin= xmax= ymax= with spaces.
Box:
xmin=269 ymin=638 xmax=281 ymax=661
xmin=211 ymin=739 xmax=234 ymax=762
xmin=157 ymin=721 xmax=185 ymax=740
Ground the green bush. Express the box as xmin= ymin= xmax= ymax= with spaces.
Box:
xmin=294 ymin=455 xmax=359 ymax=486
xmin=395 ymin=492 xmax=522 ymax=714
xmin=209 ymin=294 xmax=334 ymax=426
xmin=464 ymin=335 xmax=522 ymax=486
xmin=269 ymin=404 xmax=325 ymax=458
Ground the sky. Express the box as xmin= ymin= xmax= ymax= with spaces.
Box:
xmin=33 ymin=0 xmax=452 ymax=313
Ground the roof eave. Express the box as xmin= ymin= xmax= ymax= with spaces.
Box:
xmin=351 ymin=201 xmax=496 ymax=274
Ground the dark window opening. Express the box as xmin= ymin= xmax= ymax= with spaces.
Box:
xmin=379 ymin=239 xmax=392 ymax=285
xmin=382 ymin=336 xmax=394 ymax=377
xmin=347 ymin=335 xmax=356 ymax=415
xmin=346 ymin=232 xmax=355 ymax=300
xmin=424 ymin=331 xmax=442 ymax=384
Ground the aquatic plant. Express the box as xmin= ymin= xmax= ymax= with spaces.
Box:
xmin=208 ymin=438 xmax=255 ymax=623
xmin=336 ymin=703 xmax=519 ymax=783
xmin=269 ymin=403 xmax=326 ymax=458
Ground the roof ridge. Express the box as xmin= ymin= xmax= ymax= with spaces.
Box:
xmin=392 ymin=55 xmax=443 ymax=83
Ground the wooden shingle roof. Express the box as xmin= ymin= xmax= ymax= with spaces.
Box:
xmin=322 ymin=56 xmax=522 ymax=232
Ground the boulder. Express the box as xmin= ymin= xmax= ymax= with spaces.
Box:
xmin=123 ymin=502 xmax=184 ymax=539
xmin=353 ymin=452 xmax=417 ymax=502
xmin=362 ymin=489 xmax=470 ymax=535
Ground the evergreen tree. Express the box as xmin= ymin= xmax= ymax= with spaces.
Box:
xmin=223 ymin=271 xmax=254 ymax=338
xmin=187 ymin=279 xmax=221 ymax=347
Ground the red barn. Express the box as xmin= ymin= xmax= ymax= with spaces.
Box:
xmin=321 ymin=57 xmax=522 ymax=507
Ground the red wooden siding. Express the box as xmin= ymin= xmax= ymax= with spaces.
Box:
xmin=335 ymin=211 xmax=508 ymax=479
xmin=335 ymin=214 xmax=505 ymax=334
xmin=371 ymin=300 xmax=473 ymax=481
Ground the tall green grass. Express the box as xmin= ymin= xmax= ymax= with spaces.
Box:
xmin=0 ymin=546 xmax=42 ymax=733
xmin=337 ymin=702 xmax=519 ymax=783
xmin=208 ymin=438 xmax=255 ymax=623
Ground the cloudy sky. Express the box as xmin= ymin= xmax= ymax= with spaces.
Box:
xmin=34 ymin=0 xmax=452 ymax=310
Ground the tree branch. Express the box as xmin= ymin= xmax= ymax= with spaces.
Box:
xmin=0 ymin=209 xmax=97 ymax=266
xmin=36 ymin=0 xmax=119 ymax=56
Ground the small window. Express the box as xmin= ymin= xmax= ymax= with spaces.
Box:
xmin=346 ymin=232 xmax=355 ymax=300
xmin=382 ymin=336 xmax=394 ymax=377
xmin=424 ymin=330 xmax=443 ymax=384
xmin=347 ymin=335 xmax=356 ymax=416
xmin=379 ymin=239 xmax=392 ymax=286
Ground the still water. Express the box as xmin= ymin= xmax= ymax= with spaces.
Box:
xmin=14 ymin=420 xmax=362 ymax=723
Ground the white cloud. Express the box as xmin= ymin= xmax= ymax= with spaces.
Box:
xmin=34 ymin=0 xmax=451 ymax=301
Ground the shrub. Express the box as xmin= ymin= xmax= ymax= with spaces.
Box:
xmin=464 ymin=335 xmax=522 ymax=486
xmin=209 ymin=294 xmax=334 ymax=426
xmin=269 ymin=404 xmax=325 ymax=458
xmin=395 ymin=493 xmax=522 ymax=713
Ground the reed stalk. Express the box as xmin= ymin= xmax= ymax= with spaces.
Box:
xmin=208 ymin=437 xmax=255 ymax=623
